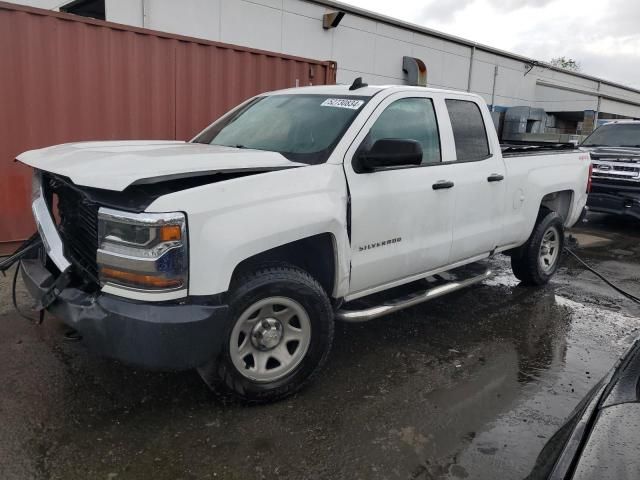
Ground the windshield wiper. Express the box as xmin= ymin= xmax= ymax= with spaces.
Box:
xmin=231 ymin=144 xmax=269 ymax=153
xmin=620 ymin=144 xmax=640 ymax=148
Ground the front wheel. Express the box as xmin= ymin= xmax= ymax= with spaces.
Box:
xmin=511 ymin=209 xmax=565 ymax=286
xmin=198 ymin=264 xmax=334 ymax=403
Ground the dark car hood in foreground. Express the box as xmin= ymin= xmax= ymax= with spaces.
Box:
xmin=569 ymin=403 xmax=640 ymax=479
xmin=527 ymin=338 xmax=640 ymax=480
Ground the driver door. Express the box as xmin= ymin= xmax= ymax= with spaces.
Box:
xmin=344 ymin=92 xmax=457 ymax=297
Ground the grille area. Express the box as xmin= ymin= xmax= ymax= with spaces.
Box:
xmin=46 ymin=175 xmax=100 ymax=285
xmin=592 ymin=160 xmax=640 ymax=182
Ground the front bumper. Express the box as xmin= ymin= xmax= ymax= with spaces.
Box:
xmin=587 ymin=189 xmax=640 ymax=220
xmin=21 ymin=259 xmax=229 ymax=370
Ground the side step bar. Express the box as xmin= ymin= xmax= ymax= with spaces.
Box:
xmin=336 ymin=266 xmax=492 ymax=323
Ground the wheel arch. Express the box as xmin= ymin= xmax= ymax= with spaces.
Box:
xmin=229 ymin=233 xmax=340 ymax=298
xmin=540 ymin=190 xmax=574 ymax=225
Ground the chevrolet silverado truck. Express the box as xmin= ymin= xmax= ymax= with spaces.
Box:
xmin=15 ymin=81 xmax=591 ymax=402
xmin=581 ymin=120 xmax=640 ymax=219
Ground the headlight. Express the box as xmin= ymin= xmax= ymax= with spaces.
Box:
xmin=97 ymin=208 xmax=188 ymax=292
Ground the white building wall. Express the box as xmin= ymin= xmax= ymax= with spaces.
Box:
xmin=6 ymin=0 xmax=640 ymax=118
xmin=106 ymin=0 xmax=143 ymax=26
xmin=600 ymin=99 xmax=640 ymax=119
xmin=534 ymin=84 xmax=598 ymax=113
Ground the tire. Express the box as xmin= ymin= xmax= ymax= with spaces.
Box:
xmin=510 ymin=209 xmax=565 ymax=286
xmin=197 ymin=264 xmax=334 ymax=403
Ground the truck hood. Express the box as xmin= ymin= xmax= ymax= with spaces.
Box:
xmin=17 ymin=140 xmax=305 ymax=191
xmin=582 ymin=146 xmax=640 ymax=162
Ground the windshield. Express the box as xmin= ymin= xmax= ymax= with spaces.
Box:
xmin=192 ymin=94 xmax=369 ymax=164
xmin=582 ymin=123 xmax=640 ymax=148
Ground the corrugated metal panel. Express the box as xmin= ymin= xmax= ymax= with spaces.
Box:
xmin=175 ymin=45 xmax=332 ymax=139
xmin=0 ymin=2 xmax=336 ymax=253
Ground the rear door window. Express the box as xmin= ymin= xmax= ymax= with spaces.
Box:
xmin=445 ymin=99 xmax=490 ymax=161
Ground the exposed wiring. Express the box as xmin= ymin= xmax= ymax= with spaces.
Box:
xmin=0 ymin=233 xmax=42 ymax=273
xmin=0 ymin=234 xmax=45 ymax=325
xmin=565 ymin=247 xmax=640 ymax=305
xmin=10 ymin=260 xmax=44 ymax=325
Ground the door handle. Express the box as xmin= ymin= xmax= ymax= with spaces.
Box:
xmin=432 ymin=180 xmax=455 ymax=190
xmin=487 ymin=174 xmax=504 ymax=182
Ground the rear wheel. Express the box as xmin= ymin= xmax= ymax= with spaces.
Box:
xmin=511 ymin=209 xmax=565 ymax=286
xmin=198 ymin=264 xmax=334 ymax=403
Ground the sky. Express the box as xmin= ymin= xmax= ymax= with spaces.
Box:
xmin=342 ymin=0 xmax=640 ymax=88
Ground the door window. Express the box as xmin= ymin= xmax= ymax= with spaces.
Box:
xmin=365 ymin=98 xmax=441 ymax=164
xmin=445 ymin=99 xmax=490 ymax=161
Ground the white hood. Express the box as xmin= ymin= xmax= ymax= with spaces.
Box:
xmin=17 ymin=140 xmax=305 ymax=191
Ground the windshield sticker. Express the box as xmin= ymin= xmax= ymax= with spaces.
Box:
xmin=321 ymin=98 xmax=365 ymax=110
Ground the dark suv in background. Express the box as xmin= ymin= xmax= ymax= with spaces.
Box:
xmin=582 ymin=120 xmax=640 ymax=219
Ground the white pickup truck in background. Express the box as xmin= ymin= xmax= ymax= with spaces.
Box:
xmin=16 ymin=81 xmax=591 ymax=402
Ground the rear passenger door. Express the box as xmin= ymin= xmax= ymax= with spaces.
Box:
xmin=445 ymin=98 xmax=506 ymax=261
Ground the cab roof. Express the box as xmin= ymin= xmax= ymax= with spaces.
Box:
xmin=265 ymin=83 xmax=475 ymax=98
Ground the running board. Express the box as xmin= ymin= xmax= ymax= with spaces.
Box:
xmin=336 ymin=264 xmax=492 ymax=323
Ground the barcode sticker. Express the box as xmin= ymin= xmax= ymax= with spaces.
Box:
xmin=321 ymin=98 xmax=365 ymax=110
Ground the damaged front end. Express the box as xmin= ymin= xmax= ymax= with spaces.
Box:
xmin=26 ymin=168 xmax=251 ymax=298
xmin=4 ymin=169 xmax=230 ymax=370
xmin=0 ymin=170 xmax=75 ymax=316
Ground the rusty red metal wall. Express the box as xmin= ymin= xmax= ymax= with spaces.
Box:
xmin=0 ymin=2 xmax=336 ymax=254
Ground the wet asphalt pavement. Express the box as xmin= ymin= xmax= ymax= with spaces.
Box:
xmin=1 ymin=213 xmax=639 ymax=480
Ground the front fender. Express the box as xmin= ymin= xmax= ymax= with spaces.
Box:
xmin=147 ymin=164 xmax=350 ymax=297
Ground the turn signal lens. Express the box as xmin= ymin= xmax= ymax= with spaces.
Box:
xmin=159 ymin=225 xmax=182 ymax=242
xmin=100 ymin=267 xmax=183 ymax=289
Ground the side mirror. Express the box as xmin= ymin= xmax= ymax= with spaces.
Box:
xmin=355 ymin=139 xmax=423 ymax=173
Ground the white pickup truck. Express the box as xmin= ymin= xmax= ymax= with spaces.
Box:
xmin=16 ymin=81 xmax=591 ymax=402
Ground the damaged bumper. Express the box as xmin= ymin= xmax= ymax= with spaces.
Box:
xmin=20 ymin=259 xmax=229 ymax=370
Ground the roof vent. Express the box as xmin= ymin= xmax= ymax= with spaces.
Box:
xmin=60 ymin=0 xmax=105 ymax=20
xmin=323 ymin=11 xmax=345 ymax=29
xmin=402 ymin=56 xmax=427 ymax=86
xmin=349 ymin=77 xmax=368 ymax=91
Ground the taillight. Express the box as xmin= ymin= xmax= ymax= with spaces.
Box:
xmin=587 ymin=162 xmax=593 ymax=193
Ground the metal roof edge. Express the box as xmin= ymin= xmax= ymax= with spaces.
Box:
xmin=0 ymin=1 xmax=336 ymax=67
xmin=536 ymin=80 xmax=640 ymax=108
xmin=308 ymin=0 xmax=640 ymax=96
